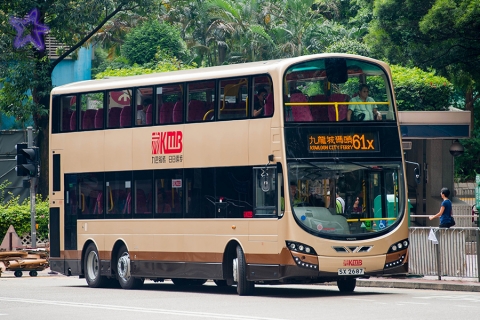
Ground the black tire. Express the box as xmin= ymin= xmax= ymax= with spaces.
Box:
xmin=14 ymin=270 xmax=23 ymax=277
xmin=116 ymin=245 xmax=144 ymax=289
xmin=337 ymin=278 xmax=356 ymax=292
xmin=235 ymin=245 xmax=254 ymax=296
xmin=171 ymin=278 xmax=207 ymax=286
xmin=29 ymin=270 xmax=38 ymax=277
xmin=84 ymin=243 xmax=108 ymax=288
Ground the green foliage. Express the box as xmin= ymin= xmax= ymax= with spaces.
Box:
xmin=95 ymin=50 xmax=196 ymax=79
xmin=0 ymin=181 xmax=49 ymax=241
xmin=121 ymin=20 xmax=187 ymax=65
xmin=391 ymin=65 xmax=453 ymax=111
xmin=325 ymin=38 xmax=370 ymax=56
xmin=0 ymin=57 xmax=52 ymax=124
xmin=455 ymin=99 xmax=480 ymax=181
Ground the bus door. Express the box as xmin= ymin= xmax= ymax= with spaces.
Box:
xmin=253 ymin=166 xmax=277 ymax=218
xmin=64 ymin=174 xmax=78 ymax=253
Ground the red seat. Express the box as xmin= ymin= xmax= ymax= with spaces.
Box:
xmin=120 ymin=105 xmax=132 ymax=127
xmin=69 ymin=111 xmax=77 ymax=131
xmin=82 ymin=109 xmax=96 ymax=130
xmin=159 ymin=102 xmax=175 ymax=124
xmin=164 ymin=190 xmax=180 ymax=213
xmin=122 ymin=189 xmax=149 ymax=214
xmin=62 ymin=109 xmax=73 ymax=132
xmin=172 ymin=101 xmax=183 ymax=123
xmin=145 ymin=104 xmax=153 ymax=125
xmin=290 ymin=93 xmax=313 ymax=122
xmin=94 ymin=109 xmax=103 ymax=129
xmin=187 ymin=100 xmax=207 ymax=122
xmin=107 ymin=189 xmax=127 ymax=214
xmin=108 ymin=107 xmax=122 ymax=128
xmin=135 ymin=189 xmax=149 ymax=214
xmin=264 ymin=93 xmax=274 ymax=116
xmin=93 ymin=192 xmax=103 ymax=214
xmin=328 ymin=93 xmax=349 ymax=121
xmin=310 ymin=94 xmax=329 ymax=121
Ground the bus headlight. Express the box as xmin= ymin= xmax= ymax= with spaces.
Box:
xmin=388 ymin=239 xmax=409 ymax=253
xmin=286 ymin=241 xmax=317 ymax=255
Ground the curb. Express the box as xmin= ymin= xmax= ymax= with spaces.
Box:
xmin=356 ymin=279 xmax=480 ymax=292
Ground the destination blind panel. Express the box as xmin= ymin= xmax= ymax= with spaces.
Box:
xmin=308 ymin=132 xmax=379 ymax=152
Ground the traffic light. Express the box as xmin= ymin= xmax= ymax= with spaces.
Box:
xmin=15 ymin=143 xmax=39 ymax=177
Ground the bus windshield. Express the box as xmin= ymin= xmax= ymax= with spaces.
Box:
xmin=287 ymin=160 xmax=405 ymax=237
xmin=284 ymin=57 xmax=394 ymax=123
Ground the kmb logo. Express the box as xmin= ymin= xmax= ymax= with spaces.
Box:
xmin=152 ymin=131 xmax=183 ymax=154
xmin=343 ymin=259 xmax=363 ymax=266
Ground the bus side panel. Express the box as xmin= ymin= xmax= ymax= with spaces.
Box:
xmin=49 ymin=208 xmax=61 ymax=257
xmin=49 ymin=207 xmax=64 ymax=274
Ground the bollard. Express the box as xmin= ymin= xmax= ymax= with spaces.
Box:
xmin=8 ymin=232 xmax=12 ymax=251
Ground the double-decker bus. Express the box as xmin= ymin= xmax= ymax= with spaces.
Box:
xmin=49 ymin=53 xmax=409 ymax=295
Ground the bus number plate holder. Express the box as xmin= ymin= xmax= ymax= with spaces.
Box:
xmin=338 ymin=268 xmax=364 ymax=275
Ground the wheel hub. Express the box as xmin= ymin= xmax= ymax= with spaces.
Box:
xmin=233 ymin=258 xmax=238 ymax=282
xmin=86 ymin=251 xmax=99 ymax=280
xmin=117 ymin=253 xmax=131 ymax=280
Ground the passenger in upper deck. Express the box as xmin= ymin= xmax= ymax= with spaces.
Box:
xmin=347 ymin=84 xmax=382 ymax=121
xmin=137 ymin=98 xmax=152 ymax=125
xmin=253 ymin=87 xmax=267 ymax=117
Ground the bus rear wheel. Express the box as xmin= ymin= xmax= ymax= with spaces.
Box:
xmin=337 ymin=278 xmax=356 ymax=292
xmin=116 ymin=245 xmax=144 ymax=289
xmin=234 ymin=245 xmax=254 ymax=296
xmin=84 ymin=243 xmax=108 ymax=288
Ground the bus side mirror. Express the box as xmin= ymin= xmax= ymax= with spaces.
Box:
xmin=406 ymin=161 xmax=421 ymax=185
xmin=414 ymin=167 xmax=421 ymax=184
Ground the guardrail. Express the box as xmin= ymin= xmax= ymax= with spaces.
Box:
xmin=409 ymin=227 xmax=480 ymax=281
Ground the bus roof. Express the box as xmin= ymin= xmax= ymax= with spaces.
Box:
xmin=51 ymin=53 xmax=388 ymax=95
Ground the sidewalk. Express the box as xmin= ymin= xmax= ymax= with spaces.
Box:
xmin=356 ymin=275 xmax=480 ymax=292
xmin=0 ymin=267 xmax=60 ymax=278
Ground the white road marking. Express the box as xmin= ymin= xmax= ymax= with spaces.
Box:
xmin=0 ymin=297 xmax=286 ymax=320
xmin=342 ymin=297 xmax=376 ymax=302
xmin=415 ymin=295 xmax=480 ymax=303
xmin=454 ymin=305 xmax=477 ymax=308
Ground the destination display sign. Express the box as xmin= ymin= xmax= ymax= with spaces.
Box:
xmin=308 ymin=133 xmax=379 ymax=152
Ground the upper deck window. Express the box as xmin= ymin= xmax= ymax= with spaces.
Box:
xmin=156 ymin=83 xmax=183 ymax=125
xmin=284 ymin=58 xmax=395 ymax=123
xmin=80 ymin=92 xmax=104 ymax=130
xmin=107 ymin=89 xmax=132 ymax=129
xmin=218 ymin=78 xmax=248 ymax=120
xmin=186 ymin=81 xmax=216 ymax=122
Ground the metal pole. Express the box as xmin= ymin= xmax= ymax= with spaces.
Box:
xmin=28 ymin=126 xmax=36 ymax=249
xmin=476 ymin=228 xmax=480 ymax=282
xmin=436 ymin=229 xmax=441 ymax=280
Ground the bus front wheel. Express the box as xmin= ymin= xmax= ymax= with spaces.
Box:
xmin=234 ymin=245 xmax=254 ymax=296
xmin=116 ymin=245 xmax=144 ymax=290
xmin=84 ymin=243 xmax=108 ymax=288
xmin=337 ymin=278 xmax=356 ymax=292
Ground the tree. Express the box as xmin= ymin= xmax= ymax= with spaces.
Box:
xmin=0 ymin=0 xmax=156 ymax=197
xmin=367 ymin=0 xmax=480 ymax=129
xmin=95 ymin=49 xmax=196 ymax=79
xmin=121 ymin=20 xmax=187 ymax=65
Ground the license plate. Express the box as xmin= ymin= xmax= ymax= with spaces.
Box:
xmin=338 ymin=268 xmax=364 ymax=275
